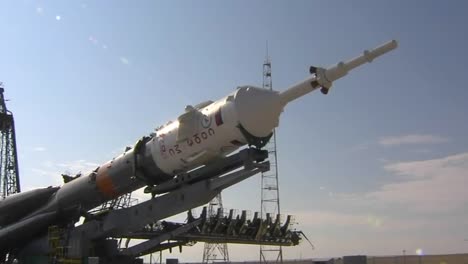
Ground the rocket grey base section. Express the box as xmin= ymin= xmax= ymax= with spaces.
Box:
xmin=0 ymin=187 xmax=59 ymax=227
xmin=0 ymin=211 xmax=57 ymax=249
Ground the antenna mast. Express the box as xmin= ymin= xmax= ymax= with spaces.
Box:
xmin=260 ymin=43 xmax=283 ymax=264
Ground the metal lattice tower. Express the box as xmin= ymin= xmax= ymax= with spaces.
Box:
xmin=260 ymin=46 xmax=283 ymax=263
xmin=202 ymin=193 xmax=229 ymax=263
xmin=0 ymin=82 xmax=21 ymax=198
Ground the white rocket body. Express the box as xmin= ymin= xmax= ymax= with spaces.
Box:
xmin=150 ymin=86 xmax=283 ymax=175
xmin=149 ymin=40 xmax=398 ymax=175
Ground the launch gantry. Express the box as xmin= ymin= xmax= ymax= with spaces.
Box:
xmin=0 ymin=83 xmax=20 ymax=198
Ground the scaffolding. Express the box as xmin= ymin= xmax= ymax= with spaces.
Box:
xmin=202 ymin=193 xmax=229 ymax=263
xmin=0 ymin=82 xmax=20 ymax=198
xmin=260 ymin=46 xmax=283 ymax=263
xmin=48 ymin=226 xmax=82 ymax=264
xmin=98 ymin=192 xmax=135 ymax=211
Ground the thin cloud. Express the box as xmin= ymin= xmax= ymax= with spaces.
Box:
xmin=347 ymin=141 xmax=373 ymax=153
xmin=292 ymin=210 xmax=405 ymax=230
xmin=33 ymin=147 xmax=47 ymax=152
xmin=369 ymin=152 xmax=468 ymax=213
xmin=88 ymin=35 xmax=109 ymax=50
xmin=56 ymin=160 xmax=100 ymax=173
xmin=379 ymin=134 xmax=449 ymax=146
xmin=28 ymin=159 xmax=101 ymax=187
xmin=30 ymin=168 xmax=63 ymax=186
xmin=119 ymin=57 xmax=130 ymax=65
xmin=330 ymin=152 xmax=468 ymax=217
xmin=88 ymin=35 xmax=98 ymax=45
xmin=293 ymin=210 xmax=369 ymax=227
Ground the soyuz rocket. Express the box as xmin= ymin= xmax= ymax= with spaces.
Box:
xmin=0 ymin=40 xmax=397 ymax=249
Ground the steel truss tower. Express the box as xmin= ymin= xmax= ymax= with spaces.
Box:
xmin=202 ymin=193 xmax=229 ymax=263
xmin=0 ymin=82 xmax=20 ymax=198
xmin=260 ymin=47 xmax=283 ymax=263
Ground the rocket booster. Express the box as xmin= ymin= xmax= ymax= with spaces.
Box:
xmin=0 ymin=40 xmax=398 ymax=248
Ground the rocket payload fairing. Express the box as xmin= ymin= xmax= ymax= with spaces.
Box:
xmin=0 ymin=40 xmax=398 ymax=249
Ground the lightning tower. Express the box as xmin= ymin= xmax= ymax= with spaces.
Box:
xmin=0 ymin=82 xmax=20 ymax=198
xmin=260 ymin=45 xmax=283 ymax=263
xmin=202 ymin=193 xmax=230 ymax=263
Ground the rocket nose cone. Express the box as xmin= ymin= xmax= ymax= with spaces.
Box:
xmin=233 ymin=86 xmax=283 ymax=138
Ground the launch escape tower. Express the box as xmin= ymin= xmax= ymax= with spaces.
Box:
xmin=202 ymin=193 xmax=230 ymax=263
xmin=260 ymin=48 xmax=283 ymax=263
xmin=0 ymin=83 xmax=20 ymax=198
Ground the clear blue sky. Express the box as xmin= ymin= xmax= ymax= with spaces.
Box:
xmin=1 ymin=0 xmax=468 ymax=261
